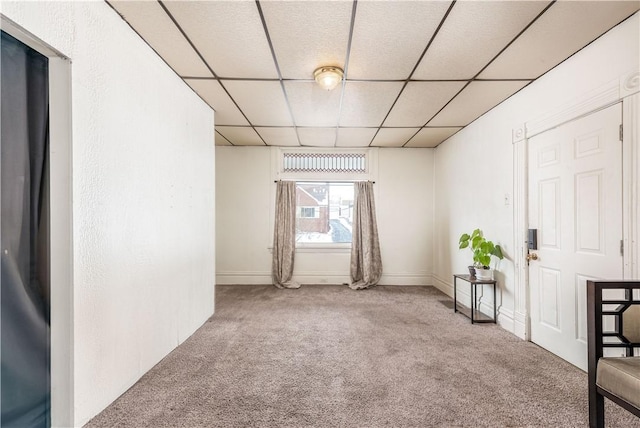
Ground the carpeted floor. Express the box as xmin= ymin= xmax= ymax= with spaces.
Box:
xmin=85 ymin=285 xmax=640 ymax=427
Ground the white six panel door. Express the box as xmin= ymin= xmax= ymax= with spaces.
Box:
xmin=528 ymin=103 xmax=623 ymax=371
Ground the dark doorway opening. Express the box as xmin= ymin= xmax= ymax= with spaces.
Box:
xmin=1 ymin=30 xmax=51 ymax=427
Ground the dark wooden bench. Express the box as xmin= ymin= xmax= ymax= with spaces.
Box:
xmin=587 ymin=280 xmax=640 ymax=428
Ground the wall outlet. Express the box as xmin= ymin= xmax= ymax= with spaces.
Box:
xmin=504 ymin=193 xmax=511 ymax=206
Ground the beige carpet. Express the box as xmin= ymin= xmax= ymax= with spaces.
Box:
xmin=85 ymin=285 xmax=640 ymax=427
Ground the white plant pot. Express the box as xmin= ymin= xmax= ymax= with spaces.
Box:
xmin=475 ymin=268 xmax=493 ymax=280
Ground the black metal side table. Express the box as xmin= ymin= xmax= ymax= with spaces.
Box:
xmin=453 ymin=274 xmax=497 ymax=324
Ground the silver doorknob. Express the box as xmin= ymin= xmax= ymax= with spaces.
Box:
xmin=526 ymin=252 xmax=539 ymax=261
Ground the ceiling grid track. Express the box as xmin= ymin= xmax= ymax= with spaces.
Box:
xmin=157 ymin=0 xmax=217 ymax=79
xmin=104 ymin=0 xmax=217 ymax=112
xmin=333 ymin=0 xmax=359 ymax=148
xmin=215 ymin=130 xmax=235 ymax=146
xmin=107 ymin=0 xmax=640 ymax=148
xmin=471 ymin=0 xmax=557 ymax=81
xmin=367 ymin=0 xmax=458 ymax=147
xmin=401 ymin=0 xmax=557 ymax=147
xmin=255 ymin=0 xmax=303 ymax=147
xmin=158 ymin=0 xmax=269 ymax=146
xmin=399 ymin=83 xmax=469 ymax=148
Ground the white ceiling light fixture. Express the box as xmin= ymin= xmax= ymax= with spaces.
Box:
xmin=313 ymin=66 xmax=344 ymax=91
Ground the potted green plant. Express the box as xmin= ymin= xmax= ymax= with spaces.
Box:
xmin=458 ymin=229 xmax=504 ymax=280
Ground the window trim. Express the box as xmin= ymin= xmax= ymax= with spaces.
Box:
xmin=269 ymin=147 xmax=378 ymax=253
xmin=294 ymin=181 xmax=354 ymax=247
xmin=298 ymin=206 xmax=320 ymax=218
xmin=274 ymin=147 xmax=377 ymax=182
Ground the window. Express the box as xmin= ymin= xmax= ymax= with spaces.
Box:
xmin=299 ymin=207 xmax=319 ymax=218
xmin=295 ymin=182 xmax=354 ymax=244
xmin=276 ymin=149 xmax=375 ymax=248
xmin=283 ymin=153 xmax=365 ymax=173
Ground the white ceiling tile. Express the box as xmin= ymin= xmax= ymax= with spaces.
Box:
xmin=384 ymin=82 xmax=467 ymax=127
xmin=112 ymin=0 xmax=637 ymax=150
xmin=297 ymin=128 xmax=337 ymax=147
xmin=284 ymin=82 xmax=342 ymax=127
xmin=340 ymin=82 xmax=404 ymax=127
xmin=370 ymin=128 xmax=420 ymax=147
xmin=223 ymin=81 xmax=292 ymax=127
xmin=405 ymin=127 xmax=462 ymax=148
xmin=413 ymin=1 xmax=551 ymax=80
xmin=479 ymin=1 xmax=640 ymax=79
xmin=336 ymin=128 xmax=378 ymax=147
xmin=216 ymin=126 xmax=265 ymax=146
xmin=255 ymin=127 xmax=300 ymax=147
xmin=349 ymin=1 xmax=452 ymax=80
xmin=109 ymin=1 xmax=213 ymax=77
xmin=260 ymin=1 xmax=352 ymax=79
xmin=215 ymin=132 xmax=233 ymax=146
xmin=163 ymin=1 xmax=278 ymax=78
xmin=428 ymin=81 xmax=530 ymax=126
xmin=184 ymin=79 xmax=248 ymax=126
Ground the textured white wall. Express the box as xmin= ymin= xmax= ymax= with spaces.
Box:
xmin=216 ymin=146 xmax=273 ymax=281
xmin=215 ymin=147 xmax=434 ymax=285
xmin=432 ymin=13 xmax=639 ymax=333
xmin=2 ymin=1 xmax=216 ymax=426
xmin=377 ymin=149 xmax=434 ymax=284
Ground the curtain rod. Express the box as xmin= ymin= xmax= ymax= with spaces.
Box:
xmin=274 ymin=180 xmax=375 ymax=183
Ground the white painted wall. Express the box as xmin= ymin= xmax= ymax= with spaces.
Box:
xmin=377 ymin=149 xmax=434 ymax=284
xmin=216 ymin=146 xmax=272 ymax=282
xmin=1 ymin=1 xmax=216 ymax=426
xmin=216 ymin=147 xmax=434 ymax=286
xmin=432 ymin=13 xmax=639 ymax=335
xmin=4 ymin=0 xmax=634 ymax=422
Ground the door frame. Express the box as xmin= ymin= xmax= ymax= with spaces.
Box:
xmin=1 ymin=15 xmax=75 ymax=427
xmin=512 ymin=70 xmax=640 ymax=341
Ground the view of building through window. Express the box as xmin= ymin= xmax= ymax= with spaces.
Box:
xmin=295 ymin=182 xmax=354 ymax=244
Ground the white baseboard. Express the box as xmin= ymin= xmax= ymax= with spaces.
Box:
xmin=218 ymin=271 xmax=525 ymax=340
xmin=217 ymin=271 xmax=432 ymax=286
xmin=434 ymin=273 xmax=491 ymax=307
xmin=294 ymin=271 xmax=350 ymax=285
xmin=378 ymin=273 xmax=432 ymax=286
xmin=513 ymin=310 xmax=529 ymax=340
xmin=432 ymin=274 xmax=453 ymax=297
xmin=434 ymin=274 xmax=524 ymax=340
xmin=216 ymin=271 xmax=271 ymax=285
xmin=497 ymin=306 xmax=515 ymax=333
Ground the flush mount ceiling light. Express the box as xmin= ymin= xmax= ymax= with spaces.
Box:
xmin=313 ymin=66 xmax=344 ymax=91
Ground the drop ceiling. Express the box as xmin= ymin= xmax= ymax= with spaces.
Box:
xmin=107 ymin=1 xmax=639 ymax=148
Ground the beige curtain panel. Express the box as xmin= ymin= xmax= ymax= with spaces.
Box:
xmin=350 ymin=181 xmax=383 ymax=290
xmin=272 ymin=181 xmax=301 ymax=289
